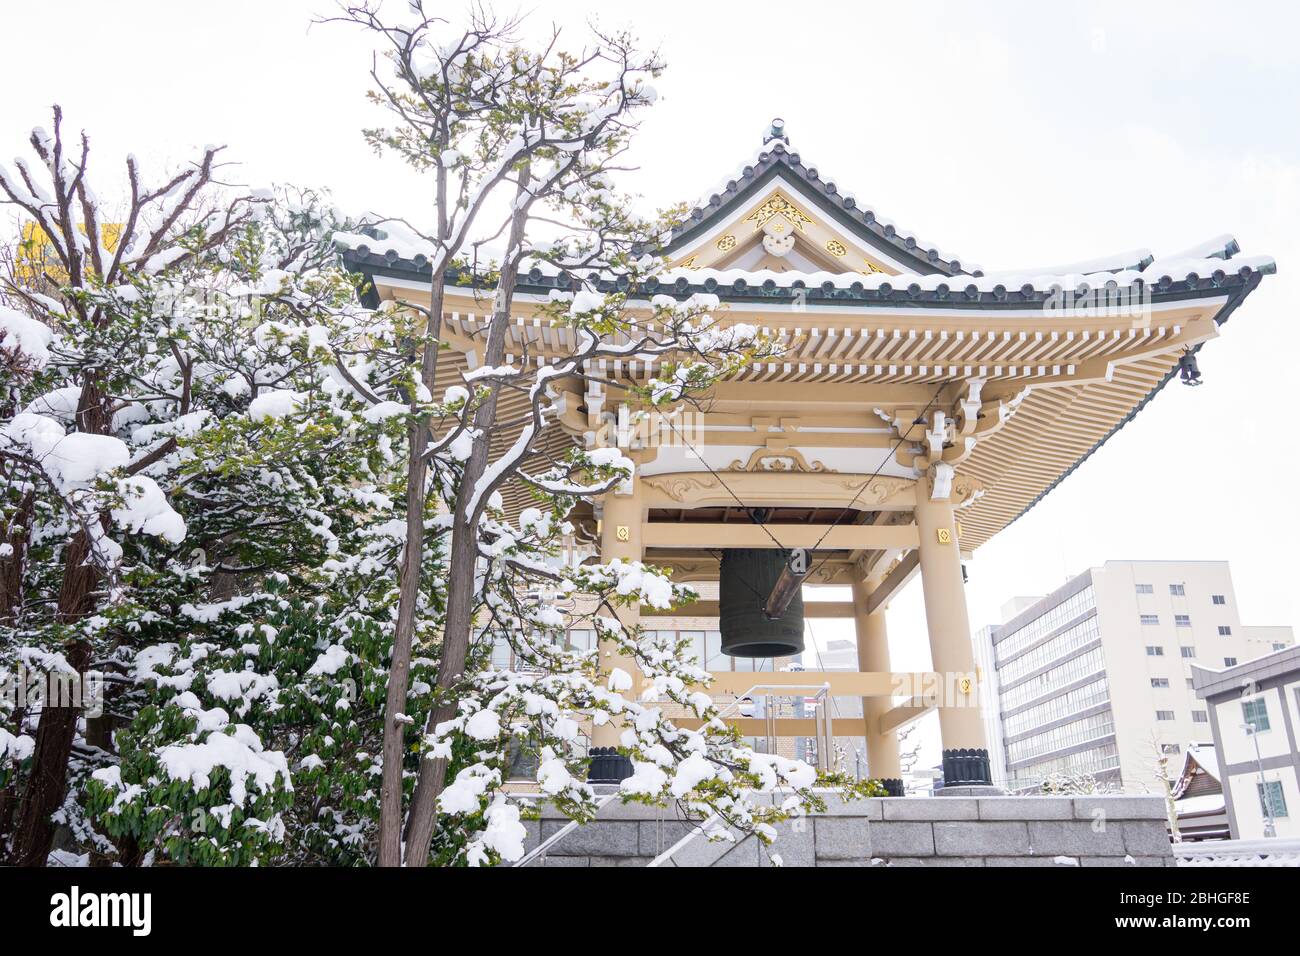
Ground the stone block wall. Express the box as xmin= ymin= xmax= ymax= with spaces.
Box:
xmin=519 ymin=799 xmax=699 ymax=867
xmin=519 ymin=794 xmax=1175 ymax=867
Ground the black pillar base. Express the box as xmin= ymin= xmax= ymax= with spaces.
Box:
xmin=587 ymin=747 xmax=633 ymax=784
xmin=941 ymin=748 xmax=992 ymax=787
xmin=879 ymin=778 xmax=905 ymax=797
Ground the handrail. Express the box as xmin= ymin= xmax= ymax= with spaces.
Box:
xmin=512 ymin=792 xmax=618 ymax=867
xmin=649 ymin=785 xmax=849 ymax=868
xmin=646 ymin=812 xmax=723 ymax=868
xmin=513 ymin=682 xmax=833 ymax=866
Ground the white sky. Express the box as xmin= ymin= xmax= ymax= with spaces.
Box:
xmin=5 ymin=0 xmax=1297 ymax=773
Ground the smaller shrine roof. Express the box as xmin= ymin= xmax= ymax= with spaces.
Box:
xmin=1172 ymin=743 xmax=1222 ymax=800
xmin=662 ymin=123 xmax=974 ymax=276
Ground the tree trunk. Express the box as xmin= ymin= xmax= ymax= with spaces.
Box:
xmin=0 ymin=705 xmax=25 ymax=857
xmin=0 ymin=489 xmax=33 ymax=622
xmin=376 ymin=276 xmax=448 ymax=867
xmin=11 ymin=381 xmax=110 ymax=867
xmin=377 ymin=422 xmax=431 ymax=867
xmin=11 ymin=528 xmax=98 ymax=866
xmin=402 ymin=200 xmax=527 ymax=865
xmin=399 ymin=503 xmax=482 ymax=863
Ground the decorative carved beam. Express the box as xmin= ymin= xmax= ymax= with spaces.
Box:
xmin=640 ymin=472 xmax=917 ymax=510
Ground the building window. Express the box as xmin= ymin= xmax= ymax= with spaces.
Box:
xmin=999 ymin=645 xmax=1107 ymax=713
xmin=1004 ymin=743 xmax=1121 ymax=791
xmin=1004 ymin=711 xmax=1118 ymax=764
xmin=1180 ymin=647 xmax=1195 ymax=659
xmin=1275 ymin=643 xmax=1288 ymax=651
xmin=1002 ymin=676 xmax=1111 ymax=738
xmin=1192 ymin=710 xmax=1208 ymax=723
xmin=1170 ymin=584 xmax=1186 ymax=597
xmin=1175 ymin=614 xmax=1191 ymax=627
xmin=1212 ymin=594 xmax=1226 ymax=605
xmin=1258 ymin=781 xmax=1289 ymax=819
xmin=1224 ymin=657 xmax=1238 ymax=667
xmin=1151 ymin=677 xmax=1170 ymax=688
xmin=565 ymin=629 xmax=596 ymax=653
xmin=1218 ymin=625 xmax=1232 ymax=636
xmin=1156 ymin=710 xmax=1175 ymax=721
xmin=1146 ymin=646 xmax=1164 ymax=657
xmin=1242 ymin=697 xmax=1271 ymax=732
xmin=1136 ymin=583 xmax=1153 ymax=595
xmin=1161 ymin=743 xmax=1181 ymax=754
xmin=992 ymin=586 xmax=1098 ymax=667
xmin=1140 ymin=614 xmax=1159 ymax=626
xmin=1186 ymin=678 xmax=1195 ymax=689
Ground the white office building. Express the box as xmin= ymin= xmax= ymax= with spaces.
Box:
xmin=973 ymin=624 xmax=1010 ymax=789
xmin=975 ymin=560 xmax=1293 ymax=793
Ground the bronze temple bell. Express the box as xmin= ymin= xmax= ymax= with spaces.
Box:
xmin=718 ymin=548 xmax=805 ymax=658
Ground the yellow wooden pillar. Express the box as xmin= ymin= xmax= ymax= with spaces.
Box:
xmin=851 ymin=571 xmax=903 ymax=794
xmin=913 ymin=470 xmax=993 ymax=789
xmin=589 ymin=475 xmax=643 ymax=781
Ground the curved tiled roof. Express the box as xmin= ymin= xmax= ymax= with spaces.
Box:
xmin=340 ymin=238 xmax=1272 ymax=314
xmin=993 ymin=268 xmax=1263 ymax=536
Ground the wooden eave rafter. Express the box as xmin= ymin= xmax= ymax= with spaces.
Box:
xmin=391 ymin=281 xmax=1221 ymax=390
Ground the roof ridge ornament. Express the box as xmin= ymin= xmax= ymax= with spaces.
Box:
xmin=763 ymin=117 xmax=788 ymax=145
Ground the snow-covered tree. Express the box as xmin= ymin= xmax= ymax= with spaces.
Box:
xmin=1142 ymin=730 xmax=1181 ymax=842
xmin=334 ymin=3 xmax=877 ymax=867
xmin=1038 ymin=771 xmax=1121 ymax=796
xmin=1 ymin=6 xmax=882 ymax=869
xmin=0 ymin=111 xmax=260 ymax=863
xmin=67 ymin=195 xmax=430 ymax=865
xmin=0 ymin=118 xmax=431 ymax=865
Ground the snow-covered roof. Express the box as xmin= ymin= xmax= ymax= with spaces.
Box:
xmin=1183 ymin=742 xmax=1220 ymax=781
xmin=337 ymin=120 xmax=1275 ymax=317
xmin=980 ymin=238 xmax=1239 ymax=281
xmin=341 ymin=235 xmax=1273 ymax=314
xmin=1172 ymin=742 xmax=1222 ymax=800
xmin=1175 ymin=793 xmax=1225 ymax=817
xmin=1192 ymin=644 xmax=1300 ymax=699
xmin=666 ymin=124 xmax=1252 ymax=284
xmin=981 ymin=248 xmax=1155 ymax=279
xmin=649 ymin=250 xmax=1274 ymax=300
xmin=337 ymin=120 xmax=1274 ymax=319
xmin=1178 ymin=850 xmax=1300 ymax=867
